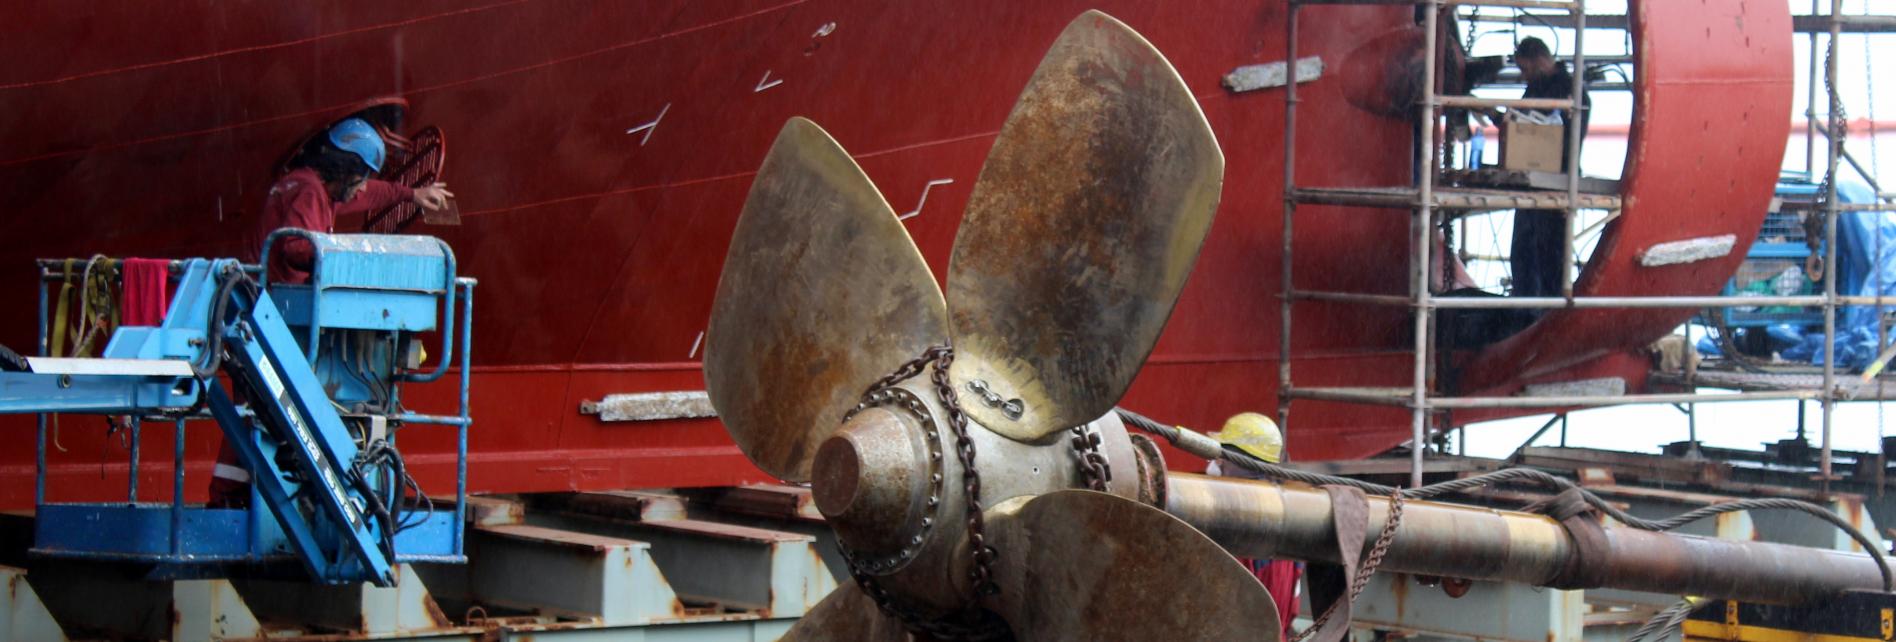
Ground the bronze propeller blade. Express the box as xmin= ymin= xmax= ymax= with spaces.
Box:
xmin=983 ymin=490 xmax=1281 ymax=642
xmin=779 ymin=581 xmax=912 ymax=642
xmin=947 ymin=10 xmax=1225 ymax=442
xmin=705 ymin=117 xmax=948 ymax=482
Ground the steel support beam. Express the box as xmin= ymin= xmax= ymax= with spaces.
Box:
xmin=233 ymin=564 xmax=454 ymax=636
xmin=171 ymin=579 xmax=262 ymax=641
xmin=530 ymin=512 xmax=837 ymax=618
xmin=1350 ymin=574 xmax=1586 ymax=642
xmin=0 ymin=566 xmax=66 ymax=642
xmin=462 ymin=524 xmax=684 ymax=626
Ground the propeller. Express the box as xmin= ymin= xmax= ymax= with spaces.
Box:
xmin=705 ymin=9 xmax=1253 ymax=641
xmin=780 ymin=582 xmax=912 ymax=642
xmin=704 ymin=117 xmax=948 ymax=482
xmin=947 ymin=10 xmax=1224 ymax=442
xmin=982 ymin=490 xmax=1282 ymax=642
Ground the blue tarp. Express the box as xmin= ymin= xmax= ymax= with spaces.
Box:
xmin=1769 ymin=181 xmax=1896 ymax=369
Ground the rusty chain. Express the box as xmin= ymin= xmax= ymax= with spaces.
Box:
xmin=837 ymin=544 xmax=1008 ymax=640
xmin=1069 ymin=424 xmax=1112 ymax=492
xmin=1352 ymin=492 xmax=1404 ymax=601
xmin=835 ymin=345 xmax=1126 ymax=638
xmin=1290 ymin=490 xmax=1405 ymax=642
xmin=834 ymin=345 xmax=1009 ymax=640
xmin=925 ymin=346 xmax=1002 ymax=599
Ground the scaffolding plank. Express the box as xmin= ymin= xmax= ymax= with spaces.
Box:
xmin=1443 ymin=168 xmax=1620 ymax=195
xmin=1437 ymin=95 xmax=1583 ymax=111
xmin=1774 ymin=201 xmax=1892 ymax=213
xmin=1658 ymin=369 xmax=1896 ymax=400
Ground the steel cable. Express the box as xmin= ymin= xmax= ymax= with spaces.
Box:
xmin=1626 ymin=598 xmax=1695 ymax=642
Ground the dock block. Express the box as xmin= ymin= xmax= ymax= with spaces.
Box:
xmin=469 ymin=523 xmax=684 ymax=626
xmin=232 ymin=563 xmax=450 ymax=636
xmin=1 ymin=566 xmax=66 ymax=642
xmin=172 ymin=579 xmax=261 ymax=641
xmin=534 ymin=507 xmax=837 ymax=618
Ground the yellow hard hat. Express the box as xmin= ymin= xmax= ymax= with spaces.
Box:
xmin=1210 ymin=412 xmax=1283 ymax=464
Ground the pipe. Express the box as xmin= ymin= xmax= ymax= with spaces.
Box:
xmin=1278 ymin=2 xmax=1300 ymax=459
xmin=1808 ymin=0 xmax=1820 ymax=182
xmin=1164 ymin=473 xmax=1885 ymax=604
xmin=127 ymin=416 xmax=140 ymax=503
xmin=1562 ymin=0 xmax=1586 ymax=304
xmin=171 ymin=418 xmax=185 ymax=555
xmin=1823 ymin=0 xmax=1843 ymax=484
xmin=36 ymin=274 xmax=47 ymax=506
xmin=1412 ymin=0 xmax=1441 ymax=490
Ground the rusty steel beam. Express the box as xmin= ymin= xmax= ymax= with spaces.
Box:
xmin=1164 ymin=473 xmax=1884 ymax=605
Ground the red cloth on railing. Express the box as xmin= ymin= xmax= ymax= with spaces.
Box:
xmin=121 ymin=258 xmax=170 ymax=326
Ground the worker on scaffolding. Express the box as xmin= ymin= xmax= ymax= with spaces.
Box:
xmin=1203 ymin=412 xmax=1302 ymax=638
xmin=211 ymin=117 xmax=453 ymax=505
xmin=1509 ymin=36 xmax=1591 ymax=300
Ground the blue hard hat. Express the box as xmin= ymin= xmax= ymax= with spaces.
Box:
xmin=328 ymin=117 xmax=386 ymax=173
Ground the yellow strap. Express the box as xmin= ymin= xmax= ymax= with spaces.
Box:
xmin=72 ymin=257 xmax=119 ymax=357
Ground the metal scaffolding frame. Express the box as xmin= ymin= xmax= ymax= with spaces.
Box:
xmin=1278 ymin=0 xmax=1895 ymax=488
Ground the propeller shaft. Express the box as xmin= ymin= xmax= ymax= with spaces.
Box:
xmin=1165 ymin=473 xmax=1884 ymax=604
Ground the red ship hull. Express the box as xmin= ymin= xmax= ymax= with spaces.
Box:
xmin=0 ymin=1 xmax=1791 ymax=508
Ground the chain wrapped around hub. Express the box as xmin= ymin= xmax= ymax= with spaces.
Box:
xmin=925 ymin=346 xmax=1002 ymax=599
xmin=1070 ymin=424 xmax=1112 ymax=492
xmin=834 ymin=345 xmax=1009 ymax=640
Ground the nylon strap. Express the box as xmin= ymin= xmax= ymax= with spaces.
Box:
xmin=1302 ymin=485 xmax=1370 ymax=642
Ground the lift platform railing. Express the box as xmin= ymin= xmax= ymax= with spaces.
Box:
xmin=21 ymin=234 xmax=474 ymax=584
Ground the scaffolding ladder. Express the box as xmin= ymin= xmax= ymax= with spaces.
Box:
xmin=1278 ymin=0 xmax=1896 ymax=488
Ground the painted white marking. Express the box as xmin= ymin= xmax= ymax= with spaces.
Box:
xmin=898 ymin=178 xmax=955 ymax=221
xmin=625 ymin=102 xmax=672 ymax=145
xmin=212 ymin=462 xmax=252 ymax=483
xmin=27 ymin=357 xmax=193 ymax=377
xmin=1639 ymin=234 xmax=1737 ymax=267
xmin=1521 ymin=377 xmax=1626 ymax=398
xmin=812 ymin=22 xmax=836 ymax=38
xmin=1222 ymin=56 xmax=1324 ymax=94
xmin=582 ymin=390 xmax=717 ymax=422
xmin=216 ymin=196 xmax=224 ymax=222
xmin=688 ymin=330 xmax=705 ymax=359
xmin=755 ymin=70 xmax=782 ymax=93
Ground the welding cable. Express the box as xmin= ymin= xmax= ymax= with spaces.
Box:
xmin=352 ymin=438 xmax=432 ymax=536
xmin=1114 ymin=407 xmax=1896 ymax=592
xmin=350 ymin=440 xmax=402 ymax=556
xmin=0 ymin=344 xmax=26 ymax=372
xmin=191 ymin=266 xmax=245 ymax=380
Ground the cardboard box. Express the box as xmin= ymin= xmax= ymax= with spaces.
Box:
xmin=1500 ymin=111 xmax=1564 ymax=172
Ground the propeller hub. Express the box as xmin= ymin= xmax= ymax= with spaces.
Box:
xmin=812 ymin=406 xmax=929 ymax=555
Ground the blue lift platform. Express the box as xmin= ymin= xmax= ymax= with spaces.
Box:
xmin=1 ymin=231 xmax=474 ymax=587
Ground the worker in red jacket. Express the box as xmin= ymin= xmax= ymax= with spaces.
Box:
xmin=1203 ymin=412 xmax=1303 ymax=638
xmin=212 ymin=118 xmax=452 ymax=506
xmin=245 ymin=117 xmax=453 ymax=283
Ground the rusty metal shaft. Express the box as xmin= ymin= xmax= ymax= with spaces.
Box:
xmin=1165 ymin=473 xmax=1884 ymax=604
